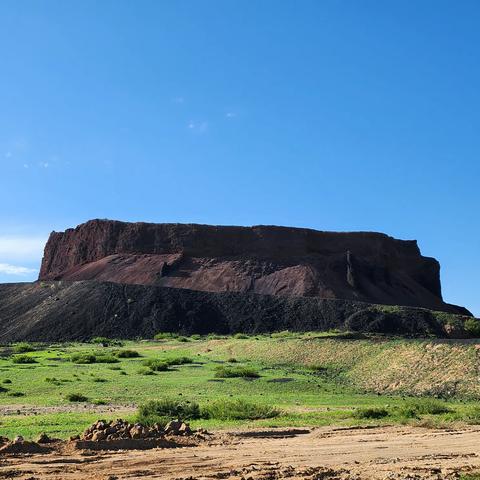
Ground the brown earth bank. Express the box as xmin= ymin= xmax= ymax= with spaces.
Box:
xmin=38 ymin=219 xmax=469 ymax=315
xmin=1 ymin=425 xmax=480 ymax=479
xmin=0 ymin=281 xmax=472 ymax=342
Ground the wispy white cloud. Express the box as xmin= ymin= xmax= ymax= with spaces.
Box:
xmin=172 ymin=96 xmax=185 ymax=104
xmin=187 ymin=121 xmax=208 ymax=133
xmin=5 ymin=151 xmax=12 ymax=158
xmin=225 ymin=112 xmax=237 ymax=118
xmin=0 ymin=263 xmax=37 ymax=276
xmin=38 ymin=162 xmax=50 ymax=168
xmin=0 ymin=236 xmax=47 ymax=262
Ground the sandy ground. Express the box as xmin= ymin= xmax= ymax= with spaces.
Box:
xmin=1 ymin=425 xmax=480 ymax=479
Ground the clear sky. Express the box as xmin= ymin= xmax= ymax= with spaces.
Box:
xmin=0 ymin=1 xmax=478 ymax=315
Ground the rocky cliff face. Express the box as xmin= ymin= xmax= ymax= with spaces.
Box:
xmin=38 ymin=219 xmax=465 ymax=314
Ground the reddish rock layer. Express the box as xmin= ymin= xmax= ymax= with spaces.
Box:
xmin=38 ymin=219 xmax=464 ymax=313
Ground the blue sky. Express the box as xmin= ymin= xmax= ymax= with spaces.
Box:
xmin=0 ymin=1 xmax=478 ymax=315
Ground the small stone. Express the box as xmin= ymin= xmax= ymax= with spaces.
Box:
xmin=13 ymin=435 xmax=24 ymax=444
xmin=37 ymin=433 xmax=51 ymax=444
xmin=92 ymin=431 xmax=107 ymax=441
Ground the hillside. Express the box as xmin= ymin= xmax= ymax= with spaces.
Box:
xmin=0 ymin=281 xmax=471 ymax=342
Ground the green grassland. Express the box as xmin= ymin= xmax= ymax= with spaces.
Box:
xmin=0 ymin=332 xmax=479 ymax=439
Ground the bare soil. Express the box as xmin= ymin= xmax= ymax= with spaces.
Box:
xmin=1 ymin=425 xmax=480 ymax=479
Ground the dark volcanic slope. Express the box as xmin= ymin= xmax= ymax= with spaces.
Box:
xmin=39 ymin=219 xmax=464 ymax=314
xmin=0 ymin=281 xmax=468 ymax=342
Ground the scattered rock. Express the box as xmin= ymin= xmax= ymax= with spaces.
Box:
xmin=37 ymin=433 xmax=52 ymax=444
xmin=80 ymin=418 xmax=194 ymax=442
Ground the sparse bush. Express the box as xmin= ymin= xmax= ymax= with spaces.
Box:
xmin=164 ymin=356 xmax=193 ymax=366
xmin=227 ymin=358 xmax=238 ymax=363
xmin=137 ymin=367 xmax=156 ymax=375
xmin=92 ymin=377 xmax=108 ymax=383
xmin=12 ymin=355 xmax=37 ymax=364
xmin=13 ymin=342 xmax=35 ymax=353
xmin=93 ymin=399 xmax=107 ymax=405
xmin=177 ymin=336 xmax=190 ymax=342
xmin=137 ymin=399 xmax=201 ymax=426
xmin=353 ymin=407 xmax=389 ymax=419
xmin=233 ymin=333 xmax=249 ymax=339
xmin=91 ymin=337 xmax=123 ymax=347
xmin=8 ymin=391 xmax=25 ymax=397
xmin=2 ymin=379 xmax=12 ymax=384
xmin=114 ymin=349 xmax=141 ymax=358
xmin=190 ymin=334 xmax=202 ymax=340
xmin=70 ymin=353 xmax=96 ymax=364
xmin=93 ymin=353 xmax=119 ymax=363
xmin=154 ymin=332 xmax=179 ymax=340
xmin=214 ymin=366 xmax=260 ymax=378
xmin=0 ymin=385 xmax=8 ymax=393
xmin=203 ymin=399 xmax=279 ymax=420
xmin=398 ymin=398 xmax=452 ymax=418
xmin=142 ymin=359 xmax=169 ymax=371
xmin=206 ymin=334 xmax=227 ymax=340
xmin=271 ymin=331 xmax=295 ymax=338
xmin=66 ymin=392 xmax=89 ymax=402
xmin=70 ymin=352 xmax=119 ymax=364
xmin=464 ymin=318 xmax=480 ymax=337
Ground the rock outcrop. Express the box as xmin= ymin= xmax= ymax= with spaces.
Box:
xmin=39 ymin=219 xmax=466 ymax=314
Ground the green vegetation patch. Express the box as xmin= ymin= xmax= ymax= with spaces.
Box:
xmin=214 ymin=366 xmax=260 ymax=378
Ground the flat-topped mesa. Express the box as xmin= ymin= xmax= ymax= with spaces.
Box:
xmin=38 ymin=219 xmax=464 ymax=314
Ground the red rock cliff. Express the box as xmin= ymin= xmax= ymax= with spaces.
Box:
xmin=38 ymin=219 xmax=460 ymax=313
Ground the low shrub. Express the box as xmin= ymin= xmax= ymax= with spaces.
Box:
xmin=91 ymin=337 xmax=123 ymax=347
xmin=114 ymin=349 xmax=141 ymax=358
xmin=92 ymin=377 xmax=108 ymax=383
xmin=353 ymin=407 xmax=389 ymax=419
xmin=0 ymin=385 xmax=8 ymax=393
xmin=142 ymin=359 xmax=169 ymax=371
xmin=66 ymin=393 xmax=89 ymax=402
xmin=154 ymin=332 xmax=179 ymax=340
xmin=233 ymin=333 xmax=249 ymax=339
xmin=8 ymin=391 xmax=25 ymax=397
xmin=137 ymin=367 xmax=156 ymax=375
xmin=2 ymin=379 xmax=12 ymax=384
xmin=214 ymin=366 xmax=260 ymax=379
xmin=12 ymin=355 xmax=37 ymax=364
xmin=163 ymin=356 xmax=193 ymax=366
xmin=93 ymin=353 xmax=119 ymax=364
xmin=398 ymin=398 xmax=452 ymax=418
xmin=70 ymin=352 xmax=119 ymax=364
xmin=464 ymin=318 xmax=480 ymax=338
xmin=137 ymin=399 xmax=201 ymax=426
xmin=70 ymin=353 xmax=96 ymax=364
xmin=13 ymin=342 xmax=35 ymax=353
xmin=203 ymin=399 xmax=279 ymax=420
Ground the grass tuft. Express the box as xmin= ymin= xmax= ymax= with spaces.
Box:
xmin=214 ymin=365 xmax=260 ymax=378
xmin=137 ymin=399 xmax=201 ymax=426
xmin=12 ymin=354 xmax=37 ymax=364
xmin=66 ymin=393 xmax=89 ymax=402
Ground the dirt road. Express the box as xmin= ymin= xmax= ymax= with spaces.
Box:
xmin=1 ymin=425 xmax=479 ymax=479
